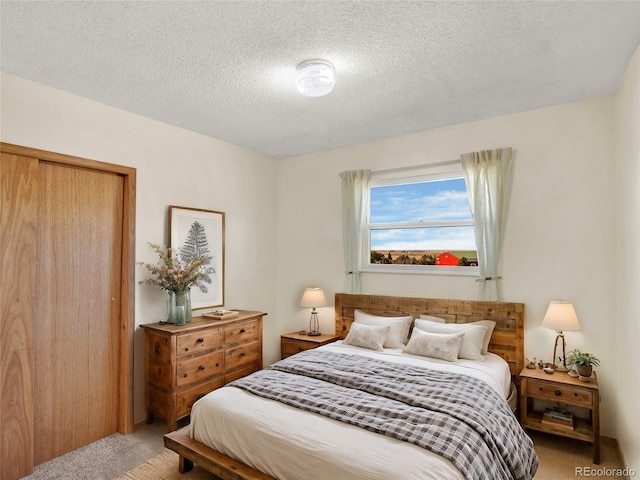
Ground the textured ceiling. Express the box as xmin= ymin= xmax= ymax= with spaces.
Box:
xmin=1 ymin=1 xmax=639 ymax=158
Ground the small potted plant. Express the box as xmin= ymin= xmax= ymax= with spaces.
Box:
xmin=566 ymin=348 xmax=600 ymax=380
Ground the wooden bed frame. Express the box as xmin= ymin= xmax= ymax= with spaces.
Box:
xmin=165 ymin=293 xmax=525 ymax=480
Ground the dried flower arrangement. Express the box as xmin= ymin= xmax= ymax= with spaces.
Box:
xmin=138 ymin=243 xmax=214 ymax=294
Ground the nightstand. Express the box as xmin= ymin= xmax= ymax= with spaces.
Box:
xmin=280 ymin=332 xmax=341 ymax=359
xmin=520 ymin=367 xmax=600 ymax=463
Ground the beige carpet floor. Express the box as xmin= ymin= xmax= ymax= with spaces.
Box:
xmin=116 ymin=450 xmax=216 ymax=480
xmin=117 ymin=431 xmax=627 ymax=480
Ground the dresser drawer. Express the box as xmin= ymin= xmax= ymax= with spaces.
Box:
xmin=225 ymin=340 xmax=261 ymax=372
xmin=176 ymin=328 xmax=223 ymax=357
xmin=176 ymin=351 xmax=223 ymax=388
xmin=282 ymin=339 xmax=319 ymax=357
xmin=224 ymin=320 xmax=260 ymax=345
xmin=176 ymin=378 xmax=224 ymax=419
xmin=527 ymin=379 xmax=593 ymax=406
xmin=224 ymin=362 xmax=260 ymax=384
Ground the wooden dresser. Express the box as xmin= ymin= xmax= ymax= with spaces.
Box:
xmin=142 ymin=310 xmax=265 ymax=431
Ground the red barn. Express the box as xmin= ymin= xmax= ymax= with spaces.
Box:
xmin=436 ymin=251 xmax=459 ymax=266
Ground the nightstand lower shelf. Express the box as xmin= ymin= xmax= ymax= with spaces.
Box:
xmin=522 ymin=409 xmax=594 ymax=442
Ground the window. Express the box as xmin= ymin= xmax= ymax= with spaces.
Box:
xmin=365 ymin=164 xmax=478 ymax=274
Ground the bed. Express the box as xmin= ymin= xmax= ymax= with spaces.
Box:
xmin=165 ymin=293 xmax=537 ymax=480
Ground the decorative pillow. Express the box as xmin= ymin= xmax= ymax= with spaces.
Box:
xmin=404 ymin=329 xmax=465 ymax=362
xmin=419 ymin=314 xmax=446 ymax=323
xmin=343 ymin=322 xmax=391 ymax=352
xmin=413 ymin=319 xmax=488 ymax=361
xmin=471 ymin=320 xmax=496 ymax=354
xmin=354 ymin=310 xmax=412 ymax=348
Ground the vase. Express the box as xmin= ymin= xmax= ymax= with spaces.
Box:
xmin=174 ymin=305 xmax=186 ymax=326
xmin=185 ymin=289 xmax=192 ymax=323
xmin=174 ymin=290 xmax=192 ymax=324
xmin=166 ymin=291 xmax=176 ymax=324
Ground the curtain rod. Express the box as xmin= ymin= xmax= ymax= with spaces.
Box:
xmin=372 ymin=158 xmax=460 ymax=176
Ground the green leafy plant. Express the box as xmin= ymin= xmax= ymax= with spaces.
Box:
xmin=566 ymin=348 xmax=600 ymax=368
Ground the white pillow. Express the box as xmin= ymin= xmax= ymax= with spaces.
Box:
xmin=419 ymin=314 xmax=446 ymax=323
xmin=404 ymin=329 xmax=465 ymax=362
xmin=413 ymin=319 xmax=488 ymax=361
xmin=343 ymin=322 xmax=391 ymax=352
xmin=354 ymin=310 xmax=412 ymax=348
xmin=471 ymin=320 xmax=496 ymax=354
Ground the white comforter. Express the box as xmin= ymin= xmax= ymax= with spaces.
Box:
xmin=189 ymin=341 xmax=513 ymax=480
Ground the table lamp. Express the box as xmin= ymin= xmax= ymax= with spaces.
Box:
xmin=542 ymin=301 xmax=582 ymax=371
xmin=300 ymin=287 xmax=327 ymax=336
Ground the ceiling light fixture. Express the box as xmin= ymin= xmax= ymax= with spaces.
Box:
xmin=296 ymin=60 xmax=335 ymax=97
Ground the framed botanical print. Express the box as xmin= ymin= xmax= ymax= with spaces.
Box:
xmin=169 ymin=205 xmax=225 ymax=308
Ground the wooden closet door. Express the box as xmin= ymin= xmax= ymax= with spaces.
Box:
xmin=34 ymin=161 xmax=124 ymax=464
xmin=0 ymin=153 xmax=38 ymax=480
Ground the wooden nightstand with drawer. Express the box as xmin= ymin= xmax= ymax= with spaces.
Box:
xmin=142 ymin=310 xmax=265 ymax=431
xmin=280 ymin=332 xmax=341 ymax=359
xmin=520 ymin=367 xmax=600 ymax=463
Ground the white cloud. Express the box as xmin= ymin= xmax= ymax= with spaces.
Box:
xmin=372 ymin=187 xmax=471 ymax=223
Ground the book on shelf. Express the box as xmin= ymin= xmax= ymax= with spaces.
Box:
xmin=541 ymin=408 xmax=574 ymax=429
xmin=203 ymin=309 xmax=240 ymax=320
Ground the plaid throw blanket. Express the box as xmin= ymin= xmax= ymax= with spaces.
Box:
xmin=231 ymin=350 xmax=538 ymax=480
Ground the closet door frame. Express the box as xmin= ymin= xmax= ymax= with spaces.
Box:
xmin=0 ymin=142 xmax=136 ymax=435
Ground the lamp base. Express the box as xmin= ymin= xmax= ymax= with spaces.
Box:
xmin=551 ymin=331 xmax=569 ymax=373
xmin=308 ymin=311 xmax=321 ymax=337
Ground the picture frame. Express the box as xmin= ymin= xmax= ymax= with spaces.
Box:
xmin=169 ymin=206 xmax=225 ymax=309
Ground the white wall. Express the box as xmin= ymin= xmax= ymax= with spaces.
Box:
xmin=0 ymin=73 xmax=279 ymax=424
xmin=614 ymin=44 xmax=640 ymax=472
xmin=277 ymin=97 xmax=619 ymax=437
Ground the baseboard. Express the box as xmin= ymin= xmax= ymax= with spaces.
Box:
xmin=602 ymin=436 xmax=632 ymax=480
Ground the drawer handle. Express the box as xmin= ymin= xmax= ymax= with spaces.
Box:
xmin=216 ymin=362 xmax=220 ymax=367
xmin=240 ymin=328 xmax=246 ymax=333
xmin=240 ymin=352 xmax=246 ymax=357
xmin=197 ymin=338 xmax=204 ymax=343
xmin=198 ymin=365 xmax=205 ymax=371
xmin=183 ymin=373 xmax=188 ymax=378
xmin=555 ymin=390 xmax=562 ymax=396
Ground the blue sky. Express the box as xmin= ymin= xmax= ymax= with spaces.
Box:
xmin=370 ymin=178 xmax=477 ymax=250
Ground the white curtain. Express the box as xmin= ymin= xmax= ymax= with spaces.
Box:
xmin=339 ymin=170 xmax=371 ymax=293
xmin=461 ymin=148 xmax=513 ymax=301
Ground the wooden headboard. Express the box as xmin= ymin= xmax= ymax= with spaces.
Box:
xmin=334 ymin=293 xmax=525 ymax=378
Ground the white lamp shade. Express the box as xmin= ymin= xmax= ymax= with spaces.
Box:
xmin=296 ymin=60 xmax=335 ymax=97
xmin=542 ymin=301 xmax=582 ymax=331
xmin=300 ymin=288 xmax=327 ymax=308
